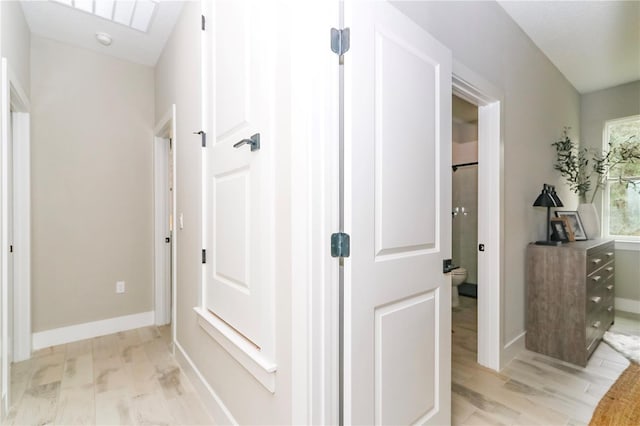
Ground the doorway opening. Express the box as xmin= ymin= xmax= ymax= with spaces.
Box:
xmin=1 ymin=58 xmax=32 ymax=415
xmin=452 ymin=69 xmax=504 ymax=371
xmin=153 ymin=105 xmax=177 ymax=335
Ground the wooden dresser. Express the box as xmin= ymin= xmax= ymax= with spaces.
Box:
xmin=526 ymin=239 xmax=615 ymax=366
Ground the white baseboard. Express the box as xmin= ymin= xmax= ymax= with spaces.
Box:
xmin=32 ymin=311 xmax=155 ymax=351
xmin=501 ymin=331 xmax=526 ymax=370
xmin=616 ymin=297 xmax=640 ymax=315
xmin=174 ymin=340 xmax=237 ymax=425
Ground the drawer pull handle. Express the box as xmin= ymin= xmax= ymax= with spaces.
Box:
xmin=590 ymin=296 xmax=601 ymax=304
xmin=608 ymin=306 xmax=614 ymax=312
xmin=591 ymin=276 xmax=601 ymax=282
xmin=605 ymin=252 xmax=614 ymax=257
xmin=591 ymin=258 xmax=602 ymax=265
xmin=591 ymin=321 xmax=601 ymax=328
xmin=606 ymin=267 xmax=614 ymax=272
xmin=606 ymin=284 xmax=614 ymax=291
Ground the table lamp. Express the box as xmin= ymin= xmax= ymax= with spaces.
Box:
xmin=533 ymin=184 xmax=563 ymax=245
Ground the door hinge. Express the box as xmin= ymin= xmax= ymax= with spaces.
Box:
xmin=201 ymin=15 xmax=206 ymax=31
xmin=194 ymin=130 xmax=206 ymax=147
xmin=331 ymin=232 xmax=350 ymax=258
xmin=331 ymin=28 xmax=350 ymax=57
xmin=202 ymin=249 xmax=207 ymax=264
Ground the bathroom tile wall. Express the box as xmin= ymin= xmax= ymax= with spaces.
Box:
xmin=452 ymin=165 xmax=478 ymax=285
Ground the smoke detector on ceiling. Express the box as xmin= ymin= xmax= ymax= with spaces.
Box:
xmin=95 ymin=32 xmax=113 ymax=46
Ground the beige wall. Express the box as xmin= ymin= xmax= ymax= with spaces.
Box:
xmin=392 ymin=1 xmax=581 ymax=345
xmin=581 ymin=81 xmax=640 ymax=306
xmin=1 ymin=1 xmax=31 ymax=97
xmin=31 ymin=36 xmax=155 ymax=331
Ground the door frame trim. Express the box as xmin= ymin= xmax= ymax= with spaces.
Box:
xmin=1 ymin=59 xmax=31 ymax=416
xmin=153 ymin=105 xmax=177 ymax=331
xmin=452 ymin=60 xmax=504 ymax=371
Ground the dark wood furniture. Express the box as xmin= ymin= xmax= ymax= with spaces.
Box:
xmin=526 ymin=239 xmax=615 ymax=366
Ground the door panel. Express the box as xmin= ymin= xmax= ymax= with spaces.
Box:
xmin=375 ymin=31 xmax=438 ymax=257
xmin=375 ymin=292 xmax=437 ymax=425
xmin=344 ymin=2 xmax=452 ymax=424
xmin=206 ymin=0 xmax=275 ymax=352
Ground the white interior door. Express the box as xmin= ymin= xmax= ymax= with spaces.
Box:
xmin=205 ymin=0 xmax=276 ymax=354
xmin=343 ymin=2 xmax=452 ymax=424
xmin=154 ymin=135 xmax=172 ymax=326
xmin=1 ymin=57 xmax=10 ymax=414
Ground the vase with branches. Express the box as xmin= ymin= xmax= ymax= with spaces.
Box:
xmin=552 ymin=127 xmax=640 ymax=204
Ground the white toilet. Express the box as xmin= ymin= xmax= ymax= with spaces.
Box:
xmin=450 ymin=267 xmax=467 ymax=308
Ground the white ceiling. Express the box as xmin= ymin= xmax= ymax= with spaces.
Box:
xmin=19 ymin=1 xmax=640 ymax=91
xmin=498 ymin=1 xmax=640 ymax=94
xmin=20 ymin=0 xmax=185 ymax=66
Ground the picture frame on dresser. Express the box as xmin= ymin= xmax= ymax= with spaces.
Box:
xmin=550 ymin=217 xmax=570 ymax=242
xmin=555 ymin=211 xmax=588 ymax=240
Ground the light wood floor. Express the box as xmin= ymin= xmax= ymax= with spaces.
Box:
xmin=3 ymin=302 xmax=638 ymax=425
xmin=3 ymin=325 xmax=214 ymax=426
xmin=452 ymin=295 xmax=640 ymax=426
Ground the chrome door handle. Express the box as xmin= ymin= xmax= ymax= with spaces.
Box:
xmin=591 ymin=276 xmax=601 ymax=282
xmin=591 ymin=321 xmax=601 ymax=328
xmin=606 ymin=284 xmax=614 ymax=291
xmin=590 ymin=296 xmax=601 ymax=304
xmin=233 ymin=133 xmax=261 ymax=152
xmin=591 ymin=258 xmax=602 ymax=265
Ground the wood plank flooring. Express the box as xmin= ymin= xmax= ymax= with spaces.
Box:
xmin=3 ymin=301 xmax=638 ymax=425
xmin=3 ymin=326 xmax=213 ymax=426
xmin=452 ymin=296 xmax=640 ymax=426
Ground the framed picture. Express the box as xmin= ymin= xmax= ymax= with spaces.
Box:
xmin=550 ymin=218 xmax=570 ymax=243
xmin=555 ymin=211 xmax=588 ymax=241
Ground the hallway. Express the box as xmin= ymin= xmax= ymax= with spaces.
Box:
xmin=3 ymin=326 xmax=213 ymax=425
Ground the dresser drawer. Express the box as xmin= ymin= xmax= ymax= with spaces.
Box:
xmin=586 ymin=243 xmax=615 ymax=276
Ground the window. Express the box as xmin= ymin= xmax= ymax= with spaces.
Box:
xmin=603 ymin=115 xmax=640 ymax=242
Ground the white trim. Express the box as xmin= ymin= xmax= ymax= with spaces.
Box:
xmin=31 ymin=311 xmax=155 ymax=350
xmin=11 ymin=112 xmax=29 ymax=362
xmin=614 ymin=241 xmax=640 ymax=251
xmin=502 ymin=331 xmax=526 ymax=365
xmin=153 ymin=105 xmax=177 ymax=329
xmin=194 ymin=307 xmax=277 ymax=393
xmin=616 ymin=297 xmax=640 ymax=315
xmin=452 ymin=62 xmax=505 ymax=371
xmin=4 ymin=61 xmax=31 ymax=365
xmin=290 ymin=0 xmax=340 ymax=423
xmin=174 ymin=340 xmax=238 ymax=425
xmin=1 ymin=57 xmax=10 ymax=413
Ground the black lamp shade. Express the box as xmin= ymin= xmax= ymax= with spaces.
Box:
xmin=533 ymin=184 xmax=563 ymax=207
xmin=533 ymin=184 xmax=564 ymax=245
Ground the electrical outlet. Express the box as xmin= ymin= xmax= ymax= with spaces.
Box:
xmin=116 ymin=281 xmax=125 ymax=294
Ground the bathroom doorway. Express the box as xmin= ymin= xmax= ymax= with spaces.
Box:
xmin=451 ymin=70 xmax=504 ymax=371
xmin=452 ymin=95 xmax=479 ymax=300
xmin=450 ymin=94 xmax=480 ymax=371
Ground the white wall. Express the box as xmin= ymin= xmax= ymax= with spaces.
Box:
xmin=1 ymin=1 xmax=30 ymax=97
xmin=31 ymin=36 xmax=155 ymax=331
xmin=581 ymin=80 xmax=640 ymax=309
xmin=391 ymin=1 xmax=581 ymax=347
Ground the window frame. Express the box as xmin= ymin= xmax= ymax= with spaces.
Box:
xmin=602 ymin=114 xmax=640 ymax=250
